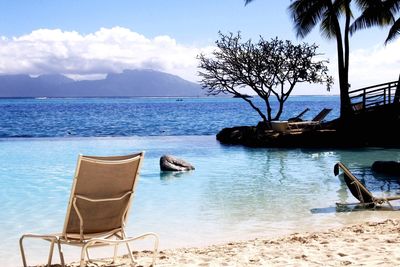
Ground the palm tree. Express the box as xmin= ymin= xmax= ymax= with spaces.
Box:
xmin=351 ymin=0 xmax=400 ymax=43
xmin=291 ymin=0 xmax=353 ymax=119
xmin=246 ymin=0 xmax=353 ymax=119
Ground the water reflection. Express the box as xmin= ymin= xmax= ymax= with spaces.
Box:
xmin=330 ymin=150 xmax=400 ymax=208
xmin=159 ymin=171 xmax=193 ymax=181
xmin=337 ymin=165 xmax=400 ymax=195
xmin=310 ymin=204 xmax=399 ymax=214
xmin=199 ymin=147 xmax=340 ymax=226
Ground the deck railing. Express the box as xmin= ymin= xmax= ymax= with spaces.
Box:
xmin=349 ymin=77 xmax=400 ymax=112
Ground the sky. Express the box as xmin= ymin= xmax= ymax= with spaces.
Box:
xmin=0 ymin=0 xmax=399 ymax=95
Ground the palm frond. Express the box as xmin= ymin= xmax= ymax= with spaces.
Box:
xmin=385 ymin=17 xmax=400 ymax=43
xmin=386 ymin=0 xmax=400 ymax=13
xmin=351 ymin=0 xmax=398 ymax=35
xmin=288 ymin=0 xmax=330 ymax=38
xmin=354 ymin=0 xmax=376 ymax=9
xmin=351 ymin=8 xmax=394 ymax=34
xmin=244 ymin=0 xmax=255 ymax=6
xmin=320 ymin=9 xmax=339 ymax=39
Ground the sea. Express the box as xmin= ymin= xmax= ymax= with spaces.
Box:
xmin=1 ymin=96 xmax=400 ymax=266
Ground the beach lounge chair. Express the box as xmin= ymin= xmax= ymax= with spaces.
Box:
xmin=334 ymin=162 xmax=400 ymax=209
xmin=288 ymin=108 xmax=310 ymax=122
xmin=288 ymin=108 xmax=332 ymax=129
xmin=19 ymin=152 xmax=159 ymax=267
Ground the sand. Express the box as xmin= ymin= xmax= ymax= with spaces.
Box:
xmin=62 ymin=219 xmax=400 ymax=267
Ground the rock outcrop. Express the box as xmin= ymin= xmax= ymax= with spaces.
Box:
xmin=160 ymin=155 xmax=195 ymax=172
xmin=216 ymin=103 xmax=400 ymax=148
xmin=372 ymin=161 xmax=400 ymax=175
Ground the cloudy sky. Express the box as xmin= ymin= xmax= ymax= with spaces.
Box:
xmin=0 ymin=0 xmax=399 ymax=95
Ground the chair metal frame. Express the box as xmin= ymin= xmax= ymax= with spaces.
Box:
xmin=20 ymin=152 xmax=159 ymax=267
xmin=334 ymin=162 xmax=400 ymax=209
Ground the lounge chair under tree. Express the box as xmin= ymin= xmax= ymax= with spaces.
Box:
xmin=288 ymin=108 xmax=310 ymax=122
xmin=334 ymin=162 xmax=400 ymax=209
xmin=288 ymin=108 xmax=332 ymax=129
xmin=20 ymin=152 xmax=159 ymax=267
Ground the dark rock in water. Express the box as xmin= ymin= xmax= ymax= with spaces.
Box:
xmin=216 ymin=126 xmax=256 ymax=145
xmin=216 ymin=102 xmax=400 ymax=148
xmin=160 ymin=155 xmax=195 ymax=172
xmin=371 ymin=161 xmax=400 ymax=175
xmin=216 ymin=123 xmax=343 ymax=148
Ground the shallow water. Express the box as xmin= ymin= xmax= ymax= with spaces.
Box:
xmin=1 ymin=136 xmax=400 ymax=266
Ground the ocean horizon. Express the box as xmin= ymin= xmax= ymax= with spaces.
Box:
xmin=0 ymin=96 xmax=339 ymax=138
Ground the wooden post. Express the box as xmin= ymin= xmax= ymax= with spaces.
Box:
xmin=384 ymin=87 xmax=387 ymax=105
xmin=362 ymin=88 xmax=366 ymax=108
xmin=394 ymin=74 xmax=400 ymax=103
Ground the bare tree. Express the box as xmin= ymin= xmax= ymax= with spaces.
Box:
xmin=198 ymin=32 xmax=333 ymax=122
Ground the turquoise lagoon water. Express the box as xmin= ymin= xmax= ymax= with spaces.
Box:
xmin=1 ymin=136 xmax=400 ymax=266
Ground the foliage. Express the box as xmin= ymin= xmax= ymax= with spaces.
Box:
xmin=245 ymin=0 xmax=400 ymax=119
xmin=288 ymin=0 xmax=353 ymax=119
xmin=351 ymin=0 xmax=400 ymax=43
xmin=198 ymin=32 xmax=333 ymax=122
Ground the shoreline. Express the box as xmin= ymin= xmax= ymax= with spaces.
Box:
xmin=62 ymin=219 xmax=400 ymax=267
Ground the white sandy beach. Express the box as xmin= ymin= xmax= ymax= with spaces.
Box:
xmin=60 ymin=219 xmax=400 ymax=267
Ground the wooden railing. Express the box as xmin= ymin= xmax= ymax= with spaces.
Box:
xmin=349 ymin=77 xmax=400 ymax=112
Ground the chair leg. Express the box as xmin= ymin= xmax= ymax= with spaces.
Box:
xmin=125 ymin=242 xmax=135 ymax=264
xmin=86 ymin=246 xmax=91 ymax=262
xmin=80 ymin=245 xmax=87 ymax=267
xmin=113 ymin=244 xmax=119 ymax=263
xmin=56 ymin=239 xmax=66 ymax=267
xmin=19 ymin=235 xmax=63 ymax=267
xmin=19 ymin=236 xmax=28 ymax=267
xmin=387 ymin=200 xmax=394 ymax=210
xmin=151 ymin=233 xmax=160 ymax=267
xmin=47 ymin=240 xmax=55 ymax=267
xmin=121 ymin=231 xmax=135 ymax=264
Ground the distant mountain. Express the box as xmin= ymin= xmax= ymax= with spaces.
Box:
xmin=0 ymin=69 xmax=205 ymax=97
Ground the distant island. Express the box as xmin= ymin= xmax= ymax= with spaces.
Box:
xmin=0 ymin=69 xmax=206 ymax=97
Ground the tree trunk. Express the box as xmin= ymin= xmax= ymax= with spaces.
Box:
xmin=331 ymin=4 xmax=352 ymax=120
xmin=241 ymin=96 xmax=268 ymax=122
xmin=265 ymin=98 xmax=272 ymax=121
xmin=341 ymin=0 xmax=353 ymax=119
xmin=273 ymin=99 xmax=284 ymax=120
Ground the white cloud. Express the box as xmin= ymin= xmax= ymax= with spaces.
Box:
xmin=326 ymin=38 xmax=400 ymax=94
xmin=349 ymin=40 xmax=400 ymax=88
xmin=0 ymin=27 xmax=212 ymax=82
xmin=0 ymin=27 xmax=398 ymax=91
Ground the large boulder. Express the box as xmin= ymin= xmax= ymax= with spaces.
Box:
xmin=371 ymin=161 xmax=400 ymax=175
xmin=160 ymin=155 xmax=195 ymax=172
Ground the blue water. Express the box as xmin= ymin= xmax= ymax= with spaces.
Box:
xmin=1 ymin=97 xmax=399 ymax=266
xmin=0 ymin=96 xmax=339 ymax=137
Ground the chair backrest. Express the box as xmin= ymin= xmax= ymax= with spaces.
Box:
xmin=312 ymin=108 xmax=332 ymax=122
xmin=334 ymin=162 xmax=374 ymax=206
xmin=62 ymin=152 xmax=144 ymax=239
xmin=288 ymin=108 xmax=310 ymax=122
